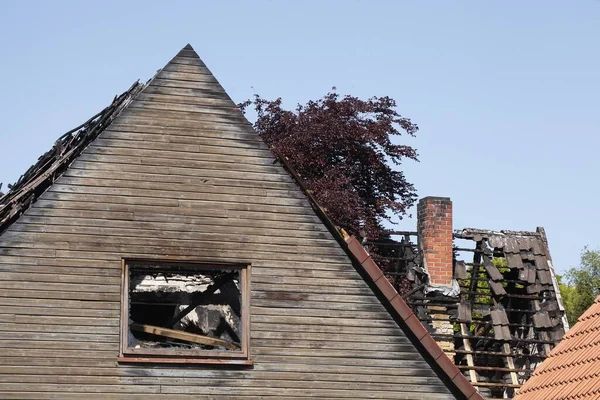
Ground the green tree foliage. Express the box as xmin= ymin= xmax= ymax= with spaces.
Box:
xmin=559 ymin=247 xmax=600 ymax=326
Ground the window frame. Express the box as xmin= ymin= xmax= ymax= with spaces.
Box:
xmin=118 ymin=258 xmax=251 ymax=365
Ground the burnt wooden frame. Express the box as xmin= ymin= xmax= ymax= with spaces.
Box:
xmin=118 ymin=259 xmax=251 ymax=365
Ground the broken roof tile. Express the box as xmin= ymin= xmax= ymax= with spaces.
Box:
xmin=535 ymin=255 xmax=549 ymax=271
xmin=533 ymin=311 xmax=553 ymax=329
xmin=506 ymin=252 xmax=524 ymax=269
xmin=454 ymin=260 xmax=468 ymax=280
xmin=489 ymin=280 xmax=507 ymax=296
xmin=458 ymin=302 xmax=472 ymax=323
xmin=484 ymin=260 xmax=503 ymax=281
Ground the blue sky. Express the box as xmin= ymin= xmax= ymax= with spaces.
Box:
xmin=0 ymin=1 xmax=598 ymax=273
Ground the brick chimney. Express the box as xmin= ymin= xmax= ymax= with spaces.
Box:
xmin=417 ymin=196 xmax=455 ymax=361
xmin=417 ymin=196 xmax=454 ymax=287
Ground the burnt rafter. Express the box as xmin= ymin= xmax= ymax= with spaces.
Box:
xmin=368 ymin=226 xmax=568 ymax=400
xmin=0 ymin=81 xmax=144 ymax=235
xmin=167 ymin=272 xmax=236 ymax=328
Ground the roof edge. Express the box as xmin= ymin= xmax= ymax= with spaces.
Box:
xmin=0 ymin=80 xmax=145 ymax=234
xmin=271 ymin=150 xmax=481 ymax=400
xmin=345 ymin=236 xmax=483 ymax=400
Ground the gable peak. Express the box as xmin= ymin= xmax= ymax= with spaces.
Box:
xmin=176 ymin=43 xmax=200 ymax=60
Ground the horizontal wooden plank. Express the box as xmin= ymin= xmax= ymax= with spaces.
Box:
xmin=168 ymin=55 xmax=206 ymax=67
xmin=0 ymin=365 xmax=440 ymax=384
xmin=32 ymin=197 xmax=323 ymax=225
xmin=54 ymin=174 xmax=306 ymax=202
xmin=251 ymin=323 xmax=400 ymax=336
xmin=91 ymin=135 xmax=273 ymax=160
xmin=0 ymin=357 xmax=437 ymax=378
xmin=0 ymin=357 xmax=117 ymax=368
xmin=116 ymin=113 xmax=253 ymax=133
xmin=162 ymin=63 xmax=213 ymax=75
xmin=14 ymin=314 xmax=119 ymax=327
xmin=253 ymin=275 xmax=364 ymax=288
xmin=0 ymin=249 xmax=356 ymax=279
xmin=0 ymin=271 xmax=119 ymax=285
xmin=41 ymin=190 xmax=181 ymax=208
xmin=141 ymin=84 xmax=237 ymax=102
xmin=0 ymin=322 xmax=117 ymax=335
xmin=3 ymin=243 xmax=351 ymax=270
xmin=0 ymin=331 xmax=117 ymax=343
xmin=24 ymin=208 xmax=325 ymax=237
xmin=129 ymin=100 xmax=239 ymax=117
xmin=0 ymin=279 xmax=118 ymax=295
xmin=0 ymin=255 xmax=119 ymax=270
xmin=253 ymin=347 xmax=422 ymax=362
xmin=250 ymin=339 xmax=412 ymax=353
xmin=0 ymin=394 xmax=305 ymax=400
xmin=0 ymin=296 xmax=118 ymax=310
xmin=0 ymin=295 xmax=118 ymax=309
xmin=46 ymin=182 xmax=307 ymax=208
xmin=100 ymin=129 xmax=264 ymax=151
xmin=0 ymin=383 xmax=159 ymax=394
xmin=1 ymin=229 xmax=345 ymax=257
xmin=0 ymin=254 xmax=356 ymax=281
xmin=121 ymin=106 xmax=250 ymax=126
xmin=106 ymin=121 xmax=262 ymax=143
xmin=0 ymin=390 xmax=452 ymax=400
xmin=0 ymin=373 xmax=447 ymax=394
xmin=76 ymin=152 xmax=287 ymax=176
xmin=0 ymin=305 xmax=117 ymax=318
xmin=175 ymin=50 xmax=207 ymax=60
xmin=135 ymin=92 xmax=235 ymax=107
xmin=251 ymin=305 xmax=393 ymax=321
xmin=250 ymin=314 xmax=397 ymax=329
xmin=252 ymin=291 xmax=383 ymax=305
xmin=71 ymin=158 xmax=292 ymax=185
xmin=251 ymin=299 xmax=387 ymax=313
xmin=0 ymin=340 xmax=118 ymax=351
xmin=160 ymin=385 xmax=447 ymax=399
xmin=0 ymin=369 xmax=442 ymax=388
xmin=156 ymin=70 xmax=219 ymax=84
xmin=254 ymin=354 xmax=428 ymax=369
xmin=0 ymin=229 xmax=336 ymax=258
xmin=0 ymin=345 xmax=428 ymax=368
xmin=0 ymin=287 xmax=119 ymax=302
xmin=84 ymin=144 xmax=276 ymax=167
xmin=252 ymin=283 xmax=374 ymax=296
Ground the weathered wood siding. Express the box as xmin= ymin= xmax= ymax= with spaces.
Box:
xmin=0 ymin=47 xmax=455 ymax=399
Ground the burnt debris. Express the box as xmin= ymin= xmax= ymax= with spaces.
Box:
xmin=128 ymin=263 xmax=242 ymax=352
xmin=0 ymin=81 xmax=144 ymax=236
xmin=367 ymin=227 xmax=568 ymax=399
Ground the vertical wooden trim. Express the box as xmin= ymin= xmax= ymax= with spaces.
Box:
xmin=244 ymin=264 xmax=252 ymax=360
xmin=119 ymin=259 xmax=129 ymax=358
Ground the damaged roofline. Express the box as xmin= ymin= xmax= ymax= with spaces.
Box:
xmin=273 ymin=151 xmax=481 ymax=400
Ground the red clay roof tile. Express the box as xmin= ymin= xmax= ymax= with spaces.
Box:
xmin=514 ymin=295 xmax=600 ymax=400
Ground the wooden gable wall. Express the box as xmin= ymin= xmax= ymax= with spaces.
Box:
xmin=0 ymin=46 xmax=455 ymax=399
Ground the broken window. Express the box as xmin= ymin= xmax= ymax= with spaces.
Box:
xmin=119 ymin=260 xmax=250 ymax=364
